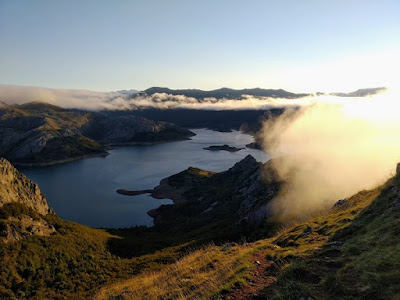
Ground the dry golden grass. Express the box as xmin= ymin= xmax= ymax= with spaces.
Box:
xmin=94 ymin=181 xmax=387 ymax=300
xmin=94 ymin=244 xmax=253 ymax=300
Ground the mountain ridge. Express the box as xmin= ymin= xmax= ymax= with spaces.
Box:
xmin=0 ymin=102 xmax=194 ymax=165
xmin=144 ymin=87 xmax=310 ymax=99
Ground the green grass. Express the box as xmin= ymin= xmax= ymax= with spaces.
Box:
xmin=259 ymin=175 xmax=400 ymax=300
xmin=0 ymin=211 xmax=188 ymax=300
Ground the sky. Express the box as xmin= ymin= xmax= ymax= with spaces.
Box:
xmin=0 ymin=0 xmax=399 ymax=92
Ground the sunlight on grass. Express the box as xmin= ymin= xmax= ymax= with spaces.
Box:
xmin=95 ymin=244 xmax=253 ymax=300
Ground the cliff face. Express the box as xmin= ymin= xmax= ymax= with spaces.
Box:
xmin=0 ymin=157 xmax=51 ymax=215
xmin=232 ymin=156 xmax=280 ymax=226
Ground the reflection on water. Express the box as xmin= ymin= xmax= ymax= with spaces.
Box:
xmin=20 ymin=129 xmax=268 ymax=228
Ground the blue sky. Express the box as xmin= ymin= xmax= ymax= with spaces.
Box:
xmin=0 ymin=0 xmax=399 ymax=92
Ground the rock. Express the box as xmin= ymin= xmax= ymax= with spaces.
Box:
xmin=229 ymin=155 xmax=258 ymax=173
xmin=1 ymin=216 xmax=56 ymax=244
xmin=108 ymin=290 xmax=133 ymax=300
xmin=222 ymin=242 xmax=237 ymax=251
xmin=0 ymin=158 xmax=52 ymax=215
xmin=326 ymin=241 xmax=343 ymax=247
xmin=255 ymin=260 xmax=261 ymax=265
xmin=234 ymin=157 xmax=280 ymax=226
xmin=382 ymin=202 xmax=400 ymax=216
xmin=332 ymin=199 xmax=348 ymax=209
xmin=301 ymin=226 xmax=312 ymax=236
xmin=201 ymin=207 xmax=214 ymax=214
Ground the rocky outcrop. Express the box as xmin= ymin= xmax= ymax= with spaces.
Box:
xmin=0 ymin=158 xmax=55 ymax=243
xmin=144 ymin=155 xmax=281 ymax=228
xmin=0 ymin=215 xmax=56 ymax=243
xmin=231 ymin=156 xmax=280 ymax=226
xmin=0 ymin=158 xmax=51 ymax=215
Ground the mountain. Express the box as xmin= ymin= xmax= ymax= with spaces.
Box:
xmin=145 ymin=155 xmax=280 ymax=229
xmin=116 ymin=89 xmax=139 ymax=95
xmin=1 ymin=156 xmax=400 ymax=299
xmin=144 ymin=87 xmax=310 ymax=99
xmin=0 ymin=102 xmax=194 ymax=165
xmin=331 ymin=87 xmax=387 ymax=97
xmin=111 ymin=108 xmax=285 ymax=134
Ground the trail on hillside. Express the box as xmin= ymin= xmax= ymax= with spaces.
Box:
xmin=224 ymin=252 xmax=277 ymax=299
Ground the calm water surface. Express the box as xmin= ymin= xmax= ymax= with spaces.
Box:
xmin=20 ymin=129 xmax=268 ymax=228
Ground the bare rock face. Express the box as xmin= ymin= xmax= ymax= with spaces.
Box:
xmin=233 ymin=156 xmax=280 ymax=226
xmin=1 ymin=215 xmax=56 ymax=243
xmin=0 ymin=158 xmax=51 ymax=215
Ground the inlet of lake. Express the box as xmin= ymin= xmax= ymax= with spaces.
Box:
xmin=19 ymin=129 xmax=269 ymax=228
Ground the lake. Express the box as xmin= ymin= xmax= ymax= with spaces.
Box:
xmin=19 ymin=129 xmax=269 ymax=228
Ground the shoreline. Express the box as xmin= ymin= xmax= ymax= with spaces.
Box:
xmin=14 ymin=135 xmax=196 ymax=168
xmin=104 ymin=136 xmax=194 ymax=147
xmin=12 ymin=128 xmax=254 ymax=168
xmin=14 ymin=152 xmax=110 ymax=167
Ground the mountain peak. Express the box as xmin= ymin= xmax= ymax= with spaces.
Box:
xmin=229 ymin=154 xmax=258 ymax=173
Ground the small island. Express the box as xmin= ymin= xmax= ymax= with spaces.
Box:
xmin=116 ymin=189 xmax=153 ymax=196
xmin=203 ymin=144 xmax=244 ymax=152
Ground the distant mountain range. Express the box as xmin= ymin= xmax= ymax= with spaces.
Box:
xmin=117 ymin=89 xmax=139 ymax=95
xmin=142 ymin=87 xmax=310 ymax=99
xmin=117 ymin=86 xmax=387 ymax=100
xmin=330 ymin=87 xmax=387 ymax=97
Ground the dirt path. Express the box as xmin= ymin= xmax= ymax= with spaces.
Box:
xmin=223 ymin=252 xmax=277 ymax=299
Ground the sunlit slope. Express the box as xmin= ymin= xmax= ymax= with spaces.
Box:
xmin=96 ymin=170 xmax=400 ymax=300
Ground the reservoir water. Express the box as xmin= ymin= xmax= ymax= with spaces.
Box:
xmin=19 ymin=129 xmax=268 ymax=228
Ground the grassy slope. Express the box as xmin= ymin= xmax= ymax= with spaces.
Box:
xmin=0 ymin=204 xmax=188 ymax=300
xmin=96 ymin=173 xmax=400 ymax=300
xmin=266 ymin=175 xmax=400 ymax=300
xmin=0 ymin=168 xmax=241 ymax=300
xmin=2 ymin=163 xmax=399 ymax=299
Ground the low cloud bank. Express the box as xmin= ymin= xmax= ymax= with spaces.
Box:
xmin=261 ymin=89 xmax=400 ymax=219
xmin=0 ymin=84 xmax=386 ymax=111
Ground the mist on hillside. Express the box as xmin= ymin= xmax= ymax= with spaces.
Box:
xmin=261 ymin=89 xmax=400 ymax=219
